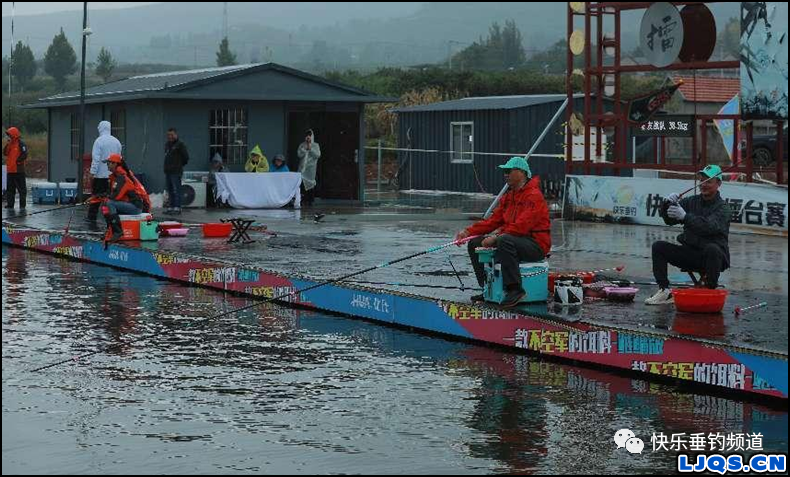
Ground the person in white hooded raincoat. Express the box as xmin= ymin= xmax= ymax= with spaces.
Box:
xmin=297 ymin=129 xmax=321 ymax=206
xmin=87 ymin=120 xmax=122 ymax=223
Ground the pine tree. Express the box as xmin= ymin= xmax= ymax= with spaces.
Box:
xmin=95 ymin=47 xmax=117 ymax=83
xmin=216 ymin=37 xmax=238 ymax=67
xmin=11 ymin=41 xmax=37 ymax=90
xmin=44 ymin=28 xmax=78 ymax=91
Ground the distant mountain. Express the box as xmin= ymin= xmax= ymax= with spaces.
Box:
xmin=0 ymin=2 xmax=425 ymax=63
xmin=2 ymin=2 xmax=764 ymax=70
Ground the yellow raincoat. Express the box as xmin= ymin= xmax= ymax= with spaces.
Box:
xmin=244 ymin=145 xmax=269 ymax=172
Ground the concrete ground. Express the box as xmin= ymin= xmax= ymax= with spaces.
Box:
xmin=3 ymin=197 xmax=787 ymax=353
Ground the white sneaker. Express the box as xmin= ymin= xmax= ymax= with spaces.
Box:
xmin=645 ymin=288 xmax=674 ymax=305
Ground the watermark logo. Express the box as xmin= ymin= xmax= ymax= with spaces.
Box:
xmin=613 ymin=429 xmax=785 ymax=472
xmin=626 ymin=437 xmax=644 ymax=454
xmin=614 ymin=429 xmax=643 ymax=454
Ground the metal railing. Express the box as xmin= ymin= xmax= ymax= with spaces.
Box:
xmin=363 ymin=143 xmax=566 ymax=200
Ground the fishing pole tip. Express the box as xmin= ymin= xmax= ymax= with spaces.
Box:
xmin=453 ymin=234 xmax=480 ymax=246
xmin=734 ymin=302 xmax=768 ymax=315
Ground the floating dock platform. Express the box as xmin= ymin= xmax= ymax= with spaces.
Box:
xmin=3 ymin=205 xmax=787 ymax=402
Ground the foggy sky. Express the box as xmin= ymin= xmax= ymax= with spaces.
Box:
xmin=2 ymin=2 xmax=159 ymax=17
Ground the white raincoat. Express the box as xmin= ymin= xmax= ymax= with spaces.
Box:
xmin=90 ymin=121 xmax=122 ymax=179
xmin=297 ymin=133 xmax=321 ymax=191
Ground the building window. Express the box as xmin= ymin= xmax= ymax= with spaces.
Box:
xmin=451 ymin=122 xmax=474 ymax=163
xmin=209 ymin=108 xmax=248 ymax=165
xmin=110 ymin=109 xmax=126 ymax=149
xmin=70 ymin=113 xmax=80 ymax=162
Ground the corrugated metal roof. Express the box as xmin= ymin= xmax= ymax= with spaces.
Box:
xmin=43 ymin=64 xmax=258 ymax=102
xmin=28 ymin=63 xmax=394 ymax=108
xmin=392 ymin=94 xmax=581 ymax=113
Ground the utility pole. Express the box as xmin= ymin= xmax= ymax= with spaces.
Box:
xmin=223 ymin=2 xmax=229 ymax=40
xmin=8 ymin=2 xmax=15 ymax=125
xmin=77 ymin=2 xmax=90 ymax=199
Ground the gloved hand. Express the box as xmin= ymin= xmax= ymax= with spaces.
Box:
xmin=666 ymin=192 xmax=680 ymax=204
xmin=667 ymin=204 xmax=686 ymax=221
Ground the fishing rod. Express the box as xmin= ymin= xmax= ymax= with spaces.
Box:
xmin=587 ymin=265 xmax=625 ymax=275
xmin=556 ymin=265 xmax=625 ymax=276
xmin=340 ymin=279 xmax=481 ymax=291
xmin=63 ymin=208 xmax=76 ymax=236
xmin=734 ymin=301 xmax=768 ymax=316
xmin=30 ymin=234 xmax=481 ymax=372
xmin=668 ymin=163 xmax=742 ymax=204
xmin=3 ymin=200 xmax=89 ymax=219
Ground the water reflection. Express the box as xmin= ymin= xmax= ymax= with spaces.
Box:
xmin=2 ymin=246 xmax=787 ymax=475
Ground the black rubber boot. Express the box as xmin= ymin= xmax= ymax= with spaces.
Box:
xmin=501 ymin=287 xmax=526 ymax=308
xmin=106 ymin=214 xmax=123 ymax=242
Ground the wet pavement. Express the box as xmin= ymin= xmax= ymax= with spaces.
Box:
xmin=4 ymin=203 xmax=787 ymax=353
xmin=3 ymin=247 xmax=788 ymax=474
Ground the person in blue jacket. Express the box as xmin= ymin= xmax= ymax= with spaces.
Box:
xmin=270 ymin=154 xmax=290 ymax=172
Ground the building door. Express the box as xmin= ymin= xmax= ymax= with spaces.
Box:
xmin=287 ymin=111 xmax=360 ymax=201
xmin=318 ymin=112 xmax=359 ymax=200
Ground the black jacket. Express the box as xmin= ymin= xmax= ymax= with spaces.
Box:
xmin=164 ymin=140 xmax=189 ymax=174
xmin=661 ymin=192 xmax=731 ymax=267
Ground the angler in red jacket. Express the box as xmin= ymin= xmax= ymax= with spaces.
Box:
xmin=455 ymin=157 xmax=551 ymax=307
xmin=101 ymin=153 xmax=150 ymax=241
xmin=4 ymin=127 xmax=29 ymax=210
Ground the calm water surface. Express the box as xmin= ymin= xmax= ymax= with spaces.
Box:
xmin=2 ymin=247 xmax=787 ymax=474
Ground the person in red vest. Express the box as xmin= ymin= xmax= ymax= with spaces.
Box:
xmin=101 ymin=153 xmax=151 ymax=241
xmin=455 ymin=157 xmax=551 ymax=307
xmin=3 ymin=127 xmax=29 ymax=210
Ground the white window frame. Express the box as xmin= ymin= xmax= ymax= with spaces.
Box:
xmin=70 ymin=113 xmax=80 ymax=162
xmin=110 ymin=109 xmax=126 ymax=148
xmin=209 ymin=108 xmax=249 ymax=165
xmin=450 ymin=121 xmax=474 ymax=164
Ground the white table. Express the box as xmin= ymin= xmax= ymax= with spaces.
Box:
xmin=214 ymin=172 xmax=301 ymax=209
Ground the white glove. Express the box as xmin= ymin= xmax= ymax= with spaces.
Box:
xmin=667 ymin=204 xmax=686 ymax=221
xmin=666 ymin=193 xmax=680 ymax=204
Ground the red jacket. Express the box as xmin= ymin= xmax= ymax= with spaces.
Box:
xmin=3 ymin=127 xmax=28 ymax=174
xmin=466 ymin=177 xmax=551 ymax=254
xmin=109 ymin=167 xmax=151 ymax=212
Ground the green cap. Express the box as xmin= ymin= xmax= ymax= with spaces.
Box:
xmin=498 ymin=156 xmax=532 ymax=178
xmin=700 ymin=164 xmax=723 ymax=180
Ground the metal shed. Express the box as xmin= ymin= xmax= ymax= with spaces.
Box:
xmin=393 ymin=94 xmax=618 ymax=197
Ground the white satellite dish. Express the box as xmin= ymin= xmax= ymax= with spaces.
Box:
xmin=639 ymin=2 xmax=684 ymax=68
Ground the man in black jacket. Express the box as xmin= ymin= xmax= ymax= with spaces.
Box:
xmin=164 ymin=127 xmax=189 ymax=214
xmin=646 ymin=165 xmax=731 ymax=305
